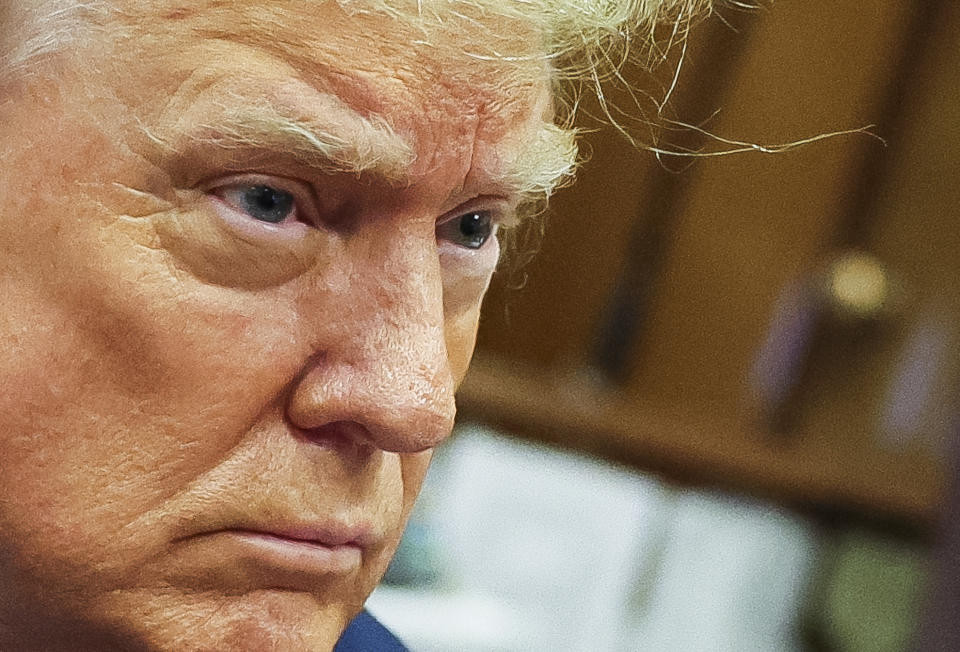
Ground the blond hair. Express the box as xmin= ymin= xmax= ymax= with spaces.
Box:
xmin=1 ymin=0 xmax=708 ymax=87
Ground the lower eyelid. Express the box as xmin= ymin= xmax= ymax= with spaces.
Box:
xmin=438 ymin=234 xmax=501 ymax=266
xmin=207 ymin=193 xmax=312 ymax=241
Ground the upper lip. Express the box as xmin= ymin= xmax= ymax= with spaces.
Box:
xmin=229 ymin=524 xmax=377 ymax=548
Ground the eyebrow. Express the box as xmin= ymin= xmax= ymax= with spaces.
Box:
xmin=497 ymin=121 xmax=579 ymax=199
xmin=149 ymin=93 xmax=578 ymax=200
xmin=179 ymin=98 xmax=416 ymax=180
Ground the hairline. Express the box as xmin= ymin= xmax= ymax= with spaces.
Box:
xmin=2 ymin=0 xmax=710 ymax=87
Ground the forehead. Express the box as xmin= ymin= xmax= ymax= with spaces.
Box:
xmin=150 ymin=3 xmax=544 ymax=95
xmin=100 ymin=0 xmax=556 ymax=187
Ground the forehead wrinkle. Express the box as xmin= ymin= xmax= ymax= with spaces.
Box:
xmin=170 ymin=96 xmax=416 ymax=180
xmin=128 ymin=3 xmax=565 ymax=197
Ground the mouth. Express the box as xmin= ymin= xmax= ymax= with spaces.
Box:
xmin=223 ymin=528 xmax=365 ymax=574
xmin=170 ymin=522 xmax=378 ymax=590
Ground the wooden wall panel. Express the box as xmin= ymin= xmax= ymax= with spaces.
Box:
xmin=460 ymin=0 xmax=953 ymax=526
xmin=624 ymin=0 xmax=915 ymax=420
xmin=798 ymin=0 xmax=960 ymax=464
xmin=475 ymin=10 xmax=756 ymax=372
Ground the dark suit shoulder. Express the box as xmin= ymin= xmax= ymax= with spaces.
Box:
xmin=333 ymin=610 xmax=409 ymax=652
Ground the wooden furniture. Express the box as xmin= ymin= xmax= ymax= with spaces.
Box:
xmin=458 ymin=0 xmax=960 ymax=529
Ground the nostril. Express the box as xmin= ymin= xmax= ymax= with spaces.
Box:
xmin=290 ymin=419 xmax=375 ymax=456
xmin=284 ymin=355 xmax=458 ymax=453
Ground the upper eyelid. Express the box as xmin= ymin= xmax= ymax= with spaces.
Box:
xmin=438 ymin=197 xmax=517 ymax=228
xmin=200 ymin=172 xmax=315 ymax=196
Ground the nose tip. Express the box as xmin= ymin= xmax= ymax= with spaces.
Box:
xmin=286 ymin=356 xmax=457 ymax=454
xmin=286 ymin=229 xmax=461 ymax=454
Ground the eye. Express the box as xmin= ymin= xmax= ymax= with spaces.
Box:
xmin=217 ymin=184 xmax=297 ymax=224
xmin=437 ymin=211 xmax=495 ymax=250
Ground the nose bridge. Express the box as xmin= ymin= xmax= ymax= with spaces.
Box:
xmin=287 ymin=231 xmax=456 ymax=453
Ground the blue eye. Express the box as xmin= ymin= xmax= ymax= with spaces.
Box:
xmin=438 ymin=211 xmax=494 ymax=250
xmin=235 ymin=185 xmax=295 ymax=224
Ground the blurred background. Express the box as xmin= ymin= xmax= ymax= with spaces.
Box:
xmin=367 ymin=1 xmax=960 ymax=649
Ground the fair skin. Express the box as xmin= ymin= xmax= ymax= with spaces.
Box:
xmin=0 ymin=1 xmax=570 ymax=649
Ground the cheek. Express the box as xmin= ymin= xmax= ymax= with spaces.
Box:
xmin=388 ymin=451 xmax=434 ymax=561
xmin=346 ymin=450 xmax=431 ymax=611
xmin=445 ymin=305 xmax=484 ymax=384
xmin=400 ymin=451 xmax=434 ymax=507
xmin=0 ymin=182 xmax=312 ymax=588
xmin=442 ymin=253 xmax=496 ymax=383
xmin=0 ymin=285 xmax=295 ymax=536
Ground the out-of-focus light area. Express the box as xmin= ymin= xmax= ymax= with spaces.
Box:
xmin=368 ymin=0 xmax=959 ymax=649
xmin=826 ymin=252 xmax=891 ymax=321
xmin=368 ymin=425 xmax=927 ymax=651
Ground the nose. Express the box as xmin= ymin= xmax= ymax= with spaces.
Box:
xmin=285 ymin=235 xmax=457 ymax=454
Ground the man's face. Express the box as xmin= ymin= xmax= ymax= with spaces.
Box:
xmin=0 ymin=2 xmax=559 ymax=649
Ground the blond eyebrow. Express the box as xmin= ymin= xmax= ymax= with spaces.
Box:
xmin=145 ymin=92 xmax=577 ymax=199
xmin=199 ymin=103 xmax=416 ymax=180
xmin=143 ymin=92 xmax=415 ymax=181
xmin=498 ymin=121 xmax=579 ymax=199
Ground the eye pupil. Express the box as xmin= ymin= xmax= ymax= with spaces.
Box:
xmin=241 ymin=185 xmax=294 ymax=223
xmin=458 ymin=212 xmax=491 ymax=248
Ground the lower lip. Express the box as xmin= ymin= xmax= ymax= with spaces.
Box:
xmin=213 ymin=530 xmax=363 ymax=577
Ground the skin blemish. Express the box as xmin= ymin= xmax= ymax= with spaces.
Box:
xmin=163 ymin=8 xmax=197 ymax=21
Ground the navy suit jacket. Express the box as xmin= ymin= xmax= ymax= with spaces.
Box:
xmin=334 ymin=610 xmax=409 ymax=651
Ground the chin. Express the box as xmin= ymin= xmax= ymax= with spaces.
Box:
xmin=81 ymin=587 xmax=359 ymax=652
xmin=196 ymin=592 xmax=350 ymax=652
